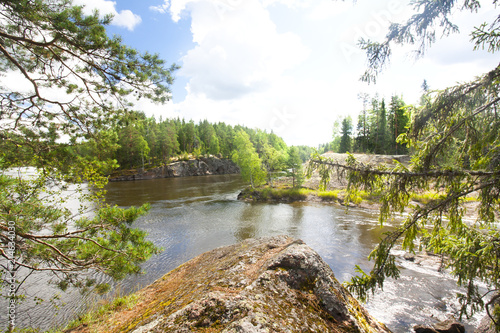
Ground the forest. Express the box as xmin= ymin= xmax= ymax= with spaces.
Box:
xmin=318 ymin=94 xmax=410 ymax=155
xmin=0 ymin=111 xmax=298 ymax=170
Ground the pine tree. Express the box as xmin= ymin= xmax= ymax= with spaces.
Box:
xmin=286 ymin=147 xmax=304 ymax=188
xmin=339 ymin=116 xmax=353 ymax=153
xmin=355 ymin=93 xmax=370 ymax=153
xmin=376 ymin=99 xmax=388 ymax=154
xmin=0 ymin=0 xmax=176 ymax=313
xmin=388 ymin=95 xmax=409 ymax=155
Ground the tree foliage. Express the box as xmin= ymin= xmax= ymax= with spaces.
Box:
xmin=358 ymin=0 xmax=499 ymax=83
xmin=311 ymin=0 xmax=500 ymax=326
xmin=0 ymin=0 xmax=178 ymax=164
xmin=324 ymin=94 xmax=410 ymax=155
xmin=339 ymin=116 xmax=353 ymax=153
xmin=286 ymin=146 xmax=305 ymax=188
xmin=232 ymin=130 xmax=267 ymax=189
xmin=0 ymin=0 xmax=176 ymax=321
xmin=75 ymin=116 xmax=289 ymax=172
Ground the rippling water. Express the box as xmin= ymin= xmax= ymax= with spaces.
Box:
xmin=1 ymin=174 xmax=484 ymax=332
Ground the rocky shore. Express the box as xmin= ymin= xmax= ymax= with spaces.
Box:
xmin=67 ymin=236 xmax=391 ymax=333
xmin=108 ymin=157 xmax=240 ymax=181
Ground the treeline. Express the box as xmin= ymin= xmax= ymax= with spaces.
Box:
xmin=74 ymin=111 xmax=293 ymax=171
xmin=319 ymin=95 xmax=410 ymax=155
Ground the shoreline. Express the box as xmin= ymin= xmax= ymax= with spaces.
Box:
xmin=237 ymin=185 xmax=481 ymax=220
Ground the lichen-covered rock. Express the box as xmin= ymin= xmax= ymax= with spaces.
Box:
xmin=73 ymin=236 xmax=391 ymax=333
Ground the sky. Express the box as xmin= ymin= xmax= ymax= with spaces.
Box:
xmin=74 ymin=0 xmax=499 ymax=147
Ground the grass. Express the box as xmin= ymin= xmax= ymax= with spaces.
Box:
xmin=411 ymin=191 xmax=440 ymax=205
xmin=317 ymin=190 xmax=341 ymax=201
xmin=411 ymin=191 xmax=479 ymax=205
xmin=257 ymin=187 xmax=314 ymax=201
xmin=239 ymin=178 xmax=389 ymax=207
xmin=35 ymin=292 xmax=142 ymax=333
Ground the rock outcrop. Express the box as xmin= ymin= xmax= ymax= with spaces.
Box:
xmin=414 ymin=318 xmax=465 ymax=333
xmin=475 ymin=295 xmax=500 ymax=333
xmin=71 ymin=236 xmax=391 ymax=333
xmin=108 ymin=157 xmax=239 ymax=181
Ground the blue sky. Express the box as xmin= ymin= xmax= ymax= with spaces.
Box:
xmin=74 ymin=0 xmax=499 ymax=147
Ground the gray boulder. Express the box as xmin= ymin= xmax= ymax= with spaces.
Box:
xmin=68 ymin=236 xmax=391 ymax=332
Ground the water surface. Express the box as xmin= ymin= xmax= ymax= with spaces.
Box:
xmin=2 ymin=174 xmax=483 ymax=332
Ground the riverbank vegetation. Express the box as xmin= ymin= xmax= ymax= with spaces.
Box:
xmin=71 ymin=115 xmax=292 ymax=172
xmin=238 ymin=186 xmax=379 ymax=206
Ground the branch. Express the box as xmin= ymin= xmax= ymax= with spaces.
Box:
xmin=0 ymin=30 xmax=59 ymax=47
xmin=423 ymin=96 xmax=500 ymax=169
xmin=309 ymin=159 xmax=500 ymax=178
xmin=486 ymin=293 xmax=500 ymax=327
xmin=372 ymin=179 xmax=497 ymax=277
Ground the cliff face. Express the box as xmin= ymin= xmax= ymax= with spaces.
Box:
xmin=109 ymin=157 xmax=240 ymax=181
xmin=73 ymin=236 xmax=391 ymax=333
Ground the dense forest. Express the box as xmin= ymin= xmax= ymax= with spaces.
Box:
xmin=70 ymin=113 xmax=298 ymax=171
xmin=318 ymin=94 xmax=410 ymax=155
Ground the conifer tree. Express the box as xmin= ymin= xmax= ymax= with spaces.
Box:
xmin=286 ymin=147 xmax=304 ymax=188
xmin=339 ymin=116 xmax=353 ymax=153
xmin=312 ymin=0 xmax=500 ymax=325
xmin=0 ymin=0 xmax=177 ymax=316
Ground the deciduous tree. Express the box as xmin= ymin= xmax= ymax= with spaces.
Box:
xmin=232 ymin=130 xmax=266 ymax=189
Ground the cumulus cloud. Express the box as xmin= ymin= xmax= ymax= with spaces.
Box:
xmin=73 ymin=0 xmax=142 ymax=31
xmin=307 ymin=0 xmax=352 ymax=21
xmin=168 ymin=0 xmax=309 ymax=102
xmin=143 ymin=0 xmax=499 ymax=146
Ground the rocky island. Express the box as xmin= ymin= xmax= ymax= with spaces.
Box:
xmin=67 ymin=236 xmax=391 ymax=332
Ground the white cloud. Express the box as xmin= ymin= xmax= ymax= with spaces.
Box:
xmin=73 ymin=0 xmax=142 ymax=31
xmin=143 ymin=0 xmax=499 ymax=147
xmin=307 ymin=0 xmax=352 ymax=21
xmin=150 ymin=1 xmax=170 ymax=14
xmin=168 ymin=0 xmax=193 ymax=22
xmin=112 ymin=9 xmax=142 ymax=31
xmin=172 ymin=0 xmax=309 ymax=102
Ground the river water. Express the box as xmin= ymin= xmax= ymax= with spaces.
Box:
xmin=2 ymin=174 xmax=484 ymax=331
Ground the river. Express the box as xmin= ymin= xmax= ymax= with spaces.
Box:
xmin=2 ymin=174 xmax=484 ymax=332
